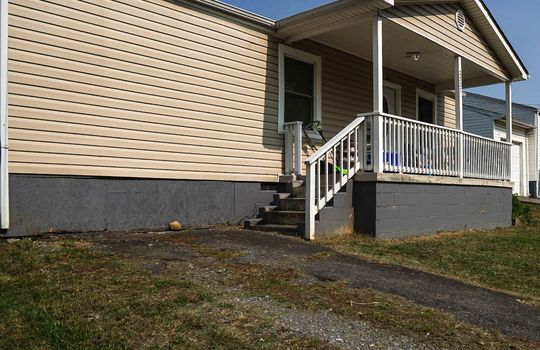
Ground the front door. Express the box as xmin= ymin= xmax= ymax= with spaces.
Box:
xmin=383 ymin=86 xmax=398 ymax=115
xmin=418 ymin=97 xmax=434 ymax=123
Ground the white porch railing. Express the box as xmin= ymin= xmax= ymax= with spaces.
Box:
xmin=463 ymin=132 xmax=511 ymax=180
xmin=303 ymin=112 xmax=511 ymax=239
xmin=377 ymin=113 xmax=462 ymax=176
xmin=283 ymin=121 xmax=303 ymax=176
xmin=304 ymin=116 xmax=366 ymax=239
xmin=370 ymin=113 xmax=511 ymax=181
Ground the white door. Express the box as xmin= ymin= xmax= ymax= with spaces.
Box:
xmin=511 ymin=142 xmax=523 ymax=195
xmin=383 ymin=86 xmax=397 ymax=115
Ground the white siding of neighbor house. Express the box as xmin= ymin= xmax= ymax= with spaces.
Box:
xmin=463 ymin=105 xmax=495 ymax=139
xmin=494 ymin=123 xmax=529 ymax=195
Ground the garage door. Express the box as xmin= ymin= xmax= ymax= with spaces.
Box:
xmin=511 ymin=142 xmax=522 ymax=195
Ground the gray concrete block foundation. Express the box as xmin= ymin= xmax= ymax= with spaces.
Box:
xmin=3 ymin=174 xmax=276 ymax=237
xmin=353 ymin=181 xmax=512 ymax=239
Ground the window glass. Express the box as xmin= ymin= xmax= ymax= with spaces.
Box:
xmin=418 ymin=97 xmax=434 ymax=123
xmin=284 ymin=56 xmax=314 ymax=124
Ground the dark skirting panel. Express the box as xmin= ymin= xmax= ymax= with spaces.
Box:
xmin=2 ymin=174 xmax=276 ymax=237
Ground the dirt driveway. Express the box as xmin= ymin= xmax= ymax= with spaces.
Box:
xmin=55 ymin=228 xmax=540 ymax=349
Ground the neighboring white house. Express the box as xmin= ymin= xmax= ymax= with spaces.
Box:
xmin=464 ymin=92 xmax=540 ymax=196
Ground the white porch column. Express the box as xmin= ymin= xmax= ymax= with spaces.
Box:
xmin=506 ymin=81 xmax=512 ymax=181
xmin=454 ymin=55 xmax=464 ymax=178
xmin=0 ymin=0 xmax=9 ymax=229
xmin=372 ymin=14 xmax=384 ymax=173
xmin=506 ymin=82 xmax=513 ymax=143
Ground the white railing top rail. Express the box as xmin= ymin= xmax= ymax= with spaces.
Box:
xmin=305 ymin=116 xmax=366 ymax=165
xmin=378 ymin=112 xmax=461 ymax=133
xmin=378 ymin=112 xmax=512 ymax=146
xmin=463 ymin=130 xmax=512 ymax=145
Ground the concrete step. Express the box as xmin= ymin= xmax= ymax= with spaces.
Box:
xmin=257 ymin=205 xmax=277 ymax=218
xmin=243 ymin=217 xmax=263 ymax=229
xmin=279 ymin=198 xmax=306 ymax=211
xmin=293 ymin=185 xmax=306 ymax=197
xmin=247 ymin=224 xmax=301 ymax=235
xmin=265 ymin=210 xmax=305 ymax=225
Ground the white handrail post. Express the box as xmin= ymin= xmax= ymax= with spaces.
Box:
xmin=506 ymin=81 xmax=512 ymax=181
xmin=284 ymin=124 xmax=293 ymax=175
xmin=455 ymin=55 xmax=464 ymax=178
xmin=372 ymin=115 xmax=383 ymax=173
xmin=304 ymin=163 xmax=316 ymax=240
xmin=294 ymin=121 xmax=303 ymax=176
xmin=372 ymin=14 xmax=383 ymax=173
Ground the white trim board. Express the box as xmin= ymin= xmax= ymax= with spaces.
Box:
xmin=0 ymin=0 xmax=9 ymax=229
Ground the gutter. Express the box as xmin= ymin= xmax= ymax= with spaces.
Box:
xmin=187 ymin=0 xmax=276 ymax=30
xmin=0 ymin=0 xmax=8 ymax=229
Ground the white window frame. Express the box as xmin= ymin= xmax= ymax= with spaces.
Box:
xmin=278 ymin=43 xmax=322 ymax=134
xmin=383 ymin=81 xmax=402 ymax=116
xmin=416 ymin=88 xmax=438 ymax=124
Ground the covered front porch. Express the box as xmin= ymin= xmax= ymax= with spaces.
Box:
xmin=275 ymin=1 xmax=527 ymax=239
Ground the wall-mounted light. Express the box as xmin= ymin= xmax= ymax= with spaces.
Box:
xmin=406 ymin=51 xmax=421 ymax=61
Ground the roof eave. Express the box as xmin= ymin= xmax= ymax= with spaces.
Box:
xmin=186 ymin=0 xmax=276 ymax=30
xmin=474 ymin=0 xmax=529 ymax=81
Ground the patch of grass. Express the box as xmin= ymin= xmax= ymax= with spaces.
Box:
xmin=0 ymin=239 xmax=336 ymax=349
xmin=513 ymin=195 xmax=532 ymax=224
xmin=229 ymin=263 xmax=537 ymax=350
xmin=317 ymin=217 xmax=540 ymax=304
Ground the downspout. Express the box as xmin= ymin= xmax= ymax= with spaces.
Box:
xmin=536 ymin=111 xmax=540 ymax=197
xmin=0 ymin=0 xmax=9 ymax=229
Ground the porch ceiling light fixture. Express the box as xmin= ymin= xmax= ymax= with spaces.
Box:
xmin=406 ymin=51 xmax=421 ymax=61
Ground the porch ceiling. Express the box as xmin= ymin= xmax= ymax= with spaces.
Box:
xmin=310 ymin=18 xmax=501 ymax=91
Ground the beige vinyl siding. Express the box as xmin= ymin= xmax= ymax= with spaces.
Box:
xmin=438 ymin=92 xmax=456 ymax=129
xmin=292 ymin=40 xmax=436 ymax=138
xmin=8 ymin=0 xmax=282 ymax=182
xmin=383 ymin=4 xmax=508 ymax=81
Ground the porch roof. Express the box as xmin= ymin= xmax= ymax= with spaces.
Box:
xmin=275 ymin=0 xmax=529 ymax=85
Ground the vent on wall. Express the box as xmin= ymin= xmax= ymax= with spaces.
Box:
xmin=455 ymin=9 xmax=466 ymax=32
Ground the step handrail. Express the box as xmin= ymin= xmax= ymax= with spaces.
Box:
xmin=306 ymin=113 xmax=374 ymax=165
xmin=304 ymin=115 xmax=368 ymax=240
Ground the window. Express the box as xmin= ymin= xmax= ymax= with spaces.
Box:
xmin=278 ymin=44 xmax=321 ymax=133
xmin=416 ymin=89 xmax=438 ymax=124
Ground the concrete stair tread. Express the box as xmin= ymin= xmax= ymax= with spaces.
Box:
xmin=260 ymin=205 xmax=278 ymax=212
xmin=248 ymin=224 xmax=300 ymax=234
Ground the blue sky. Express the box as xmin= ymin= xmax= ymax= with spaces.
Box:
xmin=222 ymin=0 xmax=540 ymax=107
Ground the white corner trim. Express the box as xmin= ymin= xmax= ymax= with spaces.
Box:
xmin=415 ymin=88 xmax=438 ymax=124
xmin=383 ymin=80 xmax=402 ymax=116
xmin=0 ymin=0 xmax=8 ymax=229
xmin=277 ymin=43 xmax=322 ymax=134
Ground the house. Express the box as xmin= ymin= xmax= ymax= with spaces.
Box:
xmin=463 ymin=92 xmax=539 ymax=197
xmin=0 ymin=0 xmax=529 ymax=239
